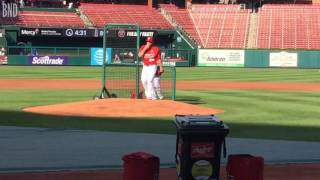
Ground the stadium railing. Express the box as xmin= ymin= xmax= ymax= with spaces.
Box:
xmin=7 ymin=46 xmax=89 ymax=56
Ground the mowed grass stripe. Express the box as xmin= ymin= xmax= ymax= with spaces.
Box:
xmin=177 ymin=90 xmax=320 ymax=126
xmin=0 ymin=90 xmax=97 ymax=110
xmin=176 ymin=67 xmax=320 ymax=82
xmin=1 ymin=66 xmax=320 ymax=82
xmin=0 ymin=66 xmax=102 ymax=79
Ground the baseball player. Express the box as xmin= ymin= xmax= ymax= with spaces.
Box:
xmin=138 ymin=36 xmax=164 ymax=100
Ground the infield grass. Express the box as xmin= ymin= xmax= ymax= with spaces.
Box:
xmin=0 ymin=66 xmax=320 ymax=141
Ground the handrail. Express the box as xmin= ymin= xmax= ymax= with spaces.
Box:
xmin=7 ymin=46 xmax=90 ymax=56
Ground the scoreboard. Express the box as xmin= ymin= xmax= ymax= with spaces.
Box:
xmin=19 ymin=28 xmax=154 ymax=39
xmin=20 ymin=28 xmax=104 ymax=38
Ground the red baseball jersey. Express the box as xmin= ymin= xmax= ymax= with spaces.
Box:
xmin=140 ymin=45 xmax=160 ymax=66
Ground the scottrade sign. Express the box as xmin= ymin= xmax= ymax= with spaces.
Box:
xmin=28 ymin=56 xmax=68 ymax=66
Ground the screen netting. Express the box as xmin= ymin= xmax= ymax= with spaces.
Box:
xmin=98 ymin=23 xmax=176 ymax=100
xmin=104 ymin=64 xmax=176 ymax=99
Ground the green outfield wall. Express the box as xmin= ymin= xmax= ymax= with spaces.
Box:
xmin=5 ymin=46 xmax=320 ymax=68
xmin=298 ymin=51 xmax=320 ymax=68
xmin=6 ymin=46 xmax=194 ymax=67
xmin=198 ymin=49 xmax=320 ymax=69
xmin=8 ymin=55 xmax=89 ymax=66
xmin=245 ymin=49 xmax=269 ymax=68
xmin=0 ymin=29 xmax=6 ymax=47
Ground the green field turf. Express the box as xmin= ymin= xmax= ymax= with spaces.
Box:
xmin=0 ymin=66 xmax=320 ymax=141
xmin=1 ymin=66 xmax=320 ymax=82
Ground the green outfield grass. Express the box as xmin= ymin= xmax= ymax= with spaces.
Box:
xmin=0 ymin=66 xmax=320 ymax=141
xmin=1 ymin=66 xmax=320 ymax=82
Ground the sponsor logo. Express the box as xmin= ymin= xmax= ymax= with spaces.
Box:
xmin=207 ymin=57 xmax=226 ymax=62
xmin=191 ymin=143 xmax=215 ymax=158
xmin=191 ymin=160 xmax=213 ymax=180
xmin=1 ymin=2 xmax=18 ymax=18
xmin=90 ymin=48 xmax=111 ymax=65
xmin=118 ymin=30 xmax=126 ymax=38
xmin=126 ymin=31 xmax=154 ymax=37
xmin=28 ymin=56 xmax=68 ymax=65
xmin=40 ymin=29 xmax=62 ymax=36
xmin=21 ymin=28 xmax=39 ymax=36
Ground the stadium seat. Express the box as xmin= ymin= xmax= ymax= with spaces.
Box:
xmin=257 ymin=4 xmax=320 ymax=49
xmin=162 ymin=4 xmax=249 ymax=48
xmin=16 ymin=10 xmax=85 ymax=28
xmin=80 ymin=3 xmax=173 ymax=30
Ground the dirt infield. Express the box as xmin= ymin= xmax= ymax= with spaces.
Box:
xmin=23 ymin=98 xmax=224 ymax=118
xmin=1 ymin=163 xmax=319 ymax=180
xmin=1 ymin=79 xmax=320 ymax=91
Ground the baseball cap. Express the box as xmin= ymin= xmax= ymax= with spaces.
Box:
xmin=146 ymin=36 xmax=154 ymax=43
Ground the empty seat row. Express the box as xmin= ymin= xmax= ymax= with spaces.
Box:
xmin=162 ymin=4 xmax=249 ymax=48
xmin=80 ymin=3 xmax=173 ymax=30
xmin=16 ymin=10 xmax=85 ymax=28
xmin=257 ymin=5 xmax=320 ymax=49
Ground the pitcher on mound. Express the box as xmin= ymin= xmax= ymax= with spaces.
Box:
xmin=138 ymin=36 xmax=164 ymax=100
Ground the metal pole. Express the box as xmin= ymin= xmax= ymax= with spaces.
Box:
xmin=100 ymin=25 xmax=107 ymax=98
xmin=135 ymin=25 xmax=140 ymax=99
xmin=172 ymin=66 xmax=176 ymax=100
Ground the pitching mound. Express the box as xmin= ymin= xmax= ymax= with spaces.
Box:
xmin=23 ymin=98 xmax=224 ymax=118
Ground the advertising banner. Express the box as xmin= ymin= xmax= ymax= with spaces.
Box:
xmin=90 ymin=48 xmax=112 ymax=65
xmin=20 ymin=28 xmax=63 ymax=37
xmin=28 ymin=56 xmax=68 ymax=65
xmin=198 ymin=49 xmax=245 ymax=67
xmin=20 ymin=28 xmax=156 ymax=38
xmin=269 ymin=51 xmax=298 ymax=67
xmin=63 ymin=28 xmax=103 ymax=38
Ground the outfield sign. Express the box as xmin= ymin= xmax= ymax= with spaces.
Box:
xmin=106 ymin=30 xmax=155 ymax=38
xmin=19 ymin=28 xmax=154 ymax=38
xmin=28 ymin=56 xmax=68 ymax=65
xmin=269 ymin=51 xmax=298 ymax=67
xmin=20 ymin=28 xmax=102 ymax=37
xmin=90 ymin=48 xmax=112 ymax=65
xmin=1 ymin=2 xmax=18 ymax=18
xmin=20 ymin=28 xmax=62 ymax=37
xmin=198 ymin=49 xmax=244 ymax=67
xmin=64 ymin=28 xmax=104 ymax=37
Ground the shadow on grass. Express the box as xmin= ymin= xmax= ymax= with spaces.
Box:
xmin=0 ymin=110 xmax=176 ymax=134
xmin=0 ymin=110 xmax=320 ymax=142
xmin=175 ymin=96 xmax=207 ymax=105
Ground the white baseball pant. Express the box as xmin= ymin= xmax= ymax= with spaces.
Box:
xmin=153 ymin=76 xmax=164 ymax=99
xmin=141 ymin=64 xmax=157 ymax=100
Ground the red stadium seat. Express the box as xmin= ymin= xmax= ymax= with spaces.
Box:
xmin=257 ymin=4 xmax=320 ymax=49
xmin=79 ymin=3 xmax=173 ymax=30
xmin=16 ymin=11 xmax=85 ymax=28
xmin=161 ymin=4 xmax=249 ymax=48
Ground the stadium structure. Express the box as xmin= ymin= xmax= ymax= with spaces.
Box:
xmin=1 ymin=0 xmax=320 ymax=68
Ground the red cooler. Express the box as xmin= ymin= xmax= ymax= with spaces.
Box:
xmin=226 ymin=154 xmax=264 ymax=180
xmin=122 ymin=152 xmax=160 ymax=180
